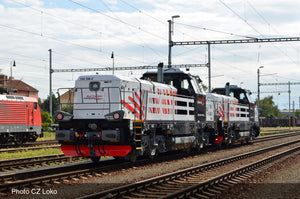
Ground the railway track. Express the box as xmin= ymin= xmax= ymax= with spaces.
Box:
xmin=256 ymin=130 xmax=300 ymax=142
xmin=0 ymin=131 xmax=299 ymax=155
xmin=77 ymin=139 xmax=300 ymax=199
xmin=1 ymin=131 xmax=299 ymax=173
xmin=0 ymin=145 xmax=61 ymax=154
xmin=0 ymin=140 xmax=58 ymax=148
xmin=0 ymin=132 xmax=299 ymax=196
xmin=0 ymin=154 xmax=85 ymax=172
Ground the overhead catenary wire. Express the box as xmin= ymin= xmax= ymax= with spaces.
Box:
xmin=97 ymin=0 xmax=164 ymax=59
xmin=219 ymin=0 xmax=299 ymax=66
xmin=9 ymin=0 xmax=164 ymax=62
xmin=68 ymin=0 xmax=166 ymax=42
xmin=175 ymin=22 xmax=256 ymax=39
xmin=117 ymin=0 xmax=200 ymax=42
xmin=246 ymin=0 xmax=299 ymax=52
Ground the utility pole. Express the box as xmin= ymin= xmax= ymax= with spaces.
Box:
xmin=293 ymin=100 xmax=295 ymax=127
xmin=288 ymin=81 xmax=291 ymax=116
xmin=208 ymin=44 xmax=211 ymax=92
xmin=168 ymin=15 xmax=180 ymax=68
xmin=168 ymin=19 xmax=172 ymax=68
xmin=257 ymin=66 xmax=263 ymax=124
xmin=10 ymin=60 xmax=16 ymax=94
xmin=49 ymin=49 xmax=53 ymax=119
xmin=111 ymin=51 xmax=114 ymax=75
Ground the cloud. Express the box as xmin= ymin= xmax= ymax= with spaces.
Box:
xmin=0 ymin=0 xmax=299 ymax=110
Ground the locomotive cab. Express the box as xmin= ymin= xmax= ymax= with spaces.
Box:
xmin=212 ymin=84 xmax=260 ymax=138
xmin=142 ymin=68 xmax=207 ymax=122
xmin=141 ymin=68 xmax=205 ymax=97
xmin=212 ymin=85 xmax=253 ymax=105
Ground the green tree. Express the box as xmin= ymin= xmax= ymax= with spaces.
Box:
xmin=41 ymin=111 xmax=52 ymax=131
xmin=41 ymin=111 xmax=51 ymax=123
xmin=257 ymin=96 xmax=281 ymax=118
xmin=40 ymin=94 xmax=59 ymax=115
xmin=295 ymin=109 xmax=300 ymax=117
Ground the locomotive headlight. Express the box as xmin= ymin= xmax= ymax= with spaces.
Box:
xmin=54 ymin=111 xmax=73 ymax=122
xmin=56 ymin=113 xmax=64 ymax=120
xmin=105 ymin=110 xmax=124 ymax=121
xmin=113 ymin=112 xmax=120 ymax=120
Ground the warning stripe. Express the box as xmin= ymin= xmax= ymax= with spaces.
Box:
xmin=218 ymin=105 xmax=224 ymax=120
xmin=121 ymin=100 xmax=141 ymax=119
xmin=129 ymin=96 xmax=145 ymax=119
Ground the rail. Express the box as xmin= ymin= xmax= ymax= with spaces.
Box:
xmin=76 ymin=138 xmax=300 ymax=199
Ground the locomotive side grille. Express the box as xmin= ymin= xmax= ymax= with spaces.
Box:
xmin=0 ymin=101 xmax=27 ymax=124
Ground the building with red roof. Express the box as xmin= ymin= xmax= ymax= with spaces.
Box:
xmin=0 ymin=75 xmax=38 ymax=99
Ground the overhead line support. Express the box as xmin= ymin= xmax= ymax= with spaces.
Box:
xmin=52 ymin=64 xmax=208 ymax=73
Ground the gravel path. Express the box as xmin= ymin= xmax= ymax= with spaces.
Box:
xmin=5 ymin=135 xmax=300 ymax=199
xmin=220 ymin=152 xmax=300 ymax=199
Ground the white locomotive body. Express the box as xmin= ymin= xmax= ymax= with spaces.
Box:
xmin=55 ymin=68 xmax=260 ymax=162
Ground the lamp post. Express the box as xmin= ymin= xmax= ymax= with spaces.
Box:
xmin=168 ymin=15 xmax=180 ymax=68
xmin=10 ymin=60 xmax=16 ymax=94
xmin=111 ymin=51 xmax=114 ymax=75
xmin=257 ymin=66 xmax=264 ymax=124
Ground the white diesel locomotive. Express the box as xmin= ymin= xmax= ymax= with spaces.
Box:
xmin=55 ymin=68 xmax=260 ymax=162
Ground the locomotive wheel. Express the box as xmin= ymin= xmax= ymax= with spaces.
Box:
xmin=148 ymin=147 xmax=158 ymax=159
xmin=91 ymin=156 xmax=101 ymax=163
xmin=14 ymin=139 xmax=24 ymax=146
xmin=30 ymin=135 xmax=38 ymax=142
xmin=128 ymin=150 xmax=137 ymax=162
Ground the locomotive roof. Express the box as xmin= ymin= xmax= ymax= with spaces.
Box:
xmin=77 ymin=74 xmax=136 ymax=82
xmin=0 ymin=94 xmax=37 ymax=102
xmin=142 ymin=68 xmax=185 ymax=75
xmin=212 ymin=85 xmax=252 ymax=94
xmin=212 ymin=85 xmax=242 ymax=90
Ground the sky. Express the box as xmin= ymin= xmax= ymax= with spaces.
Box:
xmin=0 ymin=0 xmax=300 ymax=110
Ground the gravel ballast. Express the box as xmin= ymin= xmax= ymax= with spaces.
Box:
xmin=6 ymin=135 xmax=300 ymax=199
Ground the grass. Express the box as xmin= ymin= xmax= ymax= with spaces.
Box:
xmin=260 ymin=126 xmax=300 ymax=136
xmin=37 ymin=131 xmax=56 ymax=141
xmin=0 ymin=148 xmax=62 ymax=161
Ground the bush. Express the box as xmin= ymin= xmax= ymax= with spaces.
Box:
xmin=41 ymin=111 xmax=51 ymax=123
xmin=42 ymin=122 xmax=50 ymax=131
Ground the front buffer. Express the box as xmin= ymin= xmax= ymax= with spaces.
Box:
xmin=55 ymin=111 xmax=134 ymax=162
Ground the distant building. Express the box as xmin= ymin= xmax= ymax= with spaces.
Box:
xmin=0 ymin=75 xmax=39 ymax=99
xmin=58 ymin=88 xmax=74 ymax=111
xmin=280 ymin=110 xmax=295 ymax=117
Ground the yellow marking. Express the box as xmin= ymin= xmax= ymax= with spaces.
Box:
xmin=135 ymin=133 xmax=141 ymax=135
xmin=133 ymin=126 xmax=142 ymax=129
xmin=135 ymin=140 xmax=141 ymax=142
xmin=133 ymin=120 xmax=144 ymax=123
xmin=136 ymin=147 xmax=142 ymax=150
